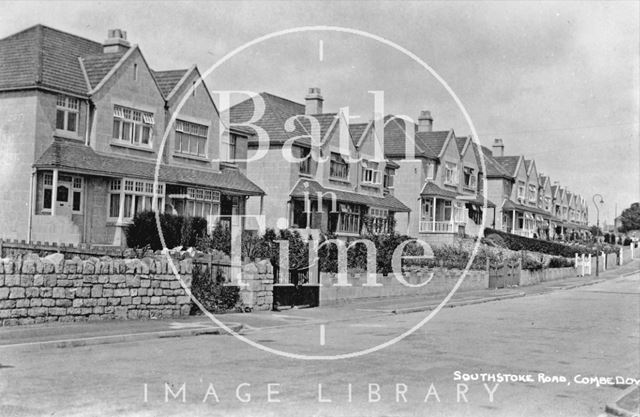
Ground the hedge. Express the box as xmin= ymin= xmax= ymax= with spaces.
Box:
xmin=125 ymin=211 xmax=208 ymax=250
xmin=483 ymin=228 xmax=617 ymax=257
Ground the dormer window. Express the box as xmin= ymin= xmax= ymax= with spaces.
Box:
xmin=112 ymin=105 xmax=154 ymax=147
xmin=56 ymin=95 xmax=79 ymax=133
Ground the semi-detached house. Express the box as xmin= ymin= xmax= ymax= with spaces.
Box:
xmin=229 ymin=88 xmax=410 ymax=241
xmin=0 ymin=25 xmax=263 ymax=246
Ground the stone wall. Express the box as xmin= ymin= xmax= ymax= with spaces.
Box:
xmin=319 ymin=268 xmax=488 ymax=306
xmin=519 ymin=267 xmax=576 ymax=286
xmin=238 ymin=260 xmax=273 ymax=311
xmin=0 ymin=254 xmax=193 ymax=326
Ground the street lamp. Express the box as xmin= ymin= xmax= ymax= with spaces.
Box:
xmin=592 ymin=193 xmax=604 ymax=276
xmin=592 ymin=194 xmax=604 ymax=230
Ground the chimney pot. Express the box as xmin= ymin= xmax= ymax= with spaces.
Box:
xmin=103 ymin=28 xmax=130 ymax=54
xmin=417 ymin=110 xmax=433 ymax=132
xmin=492 ymin=138 xmax=504 ymax=157
xmin=305 ymin=87 xmax=323 ymax=115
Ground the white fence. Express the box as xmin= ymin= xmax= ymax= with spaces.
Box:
xmin=574 ymin=253 xmax=592 ymax=277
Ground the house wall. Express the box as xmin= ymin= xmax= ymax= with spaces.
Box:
xmin=486 ymin=178 xmax=509 ymax=229
xmin=89 ymin=49 xmax=166 ymax=161
xmin=390 ymin=159 xmax=424 ymax=236
xmin=0 ymin=91 xmax=38 ymax=241
xmin=435 ymin=135 xmax=461 ymax=192
xmin=245 ymin=147 xmax=295 ymax=230
xmin=167 ymin=71 xmax=221 ymax=172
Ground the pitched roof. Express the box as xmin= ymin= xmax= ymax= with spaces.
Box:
xmin=349 ymin=123 xmax=368 ymax=143
xmin=502 ymin=199 xmax=552 ymax=218
xmin=81 ymin=52 xmax=126 ymax=89
xmin=383 ymin=115 xmax=448 ymax=159
xmin=229 ymin=92 xmax=340 ymax=147
xmin=420 ymin=181 xmax=460 ymax=199
xmin=0 ymin=24 xmax=103 ymax=95
xmin=34 ymin=139 xmax=264 ymax=195
xmin=454 ymin=136 xmax=467 ymax=154
xmin=289 ymin=179 xmax=410 ymax=212
xmin=494 ymin=156 xmax=520 ymax=177
xmin=152 ymin=69 xmax=188 ymax=97
xmin=479 ymin=146 xmax=513 ymax=178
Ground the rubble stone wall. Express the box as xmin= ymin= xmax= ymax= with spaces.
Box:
xmin=0 ymin=253 xmax=193 ymax=326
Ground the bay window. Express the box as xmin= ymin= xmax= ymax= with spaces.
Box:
xmin=108 ymin=178 xmax=164 ymax=221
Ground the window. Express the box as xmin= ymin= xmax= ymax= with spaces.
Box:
xmin=182 ymin=187 xmax=220 ymax=217
xmin=56 ymin=95 xmax=79 ymax=133
xmin=42 ymin=172 xmax=83 ymax=213
xmin=112 ymin=105 xmax=154 ymax=147
xmin=361 ymin=160 xmax=381 ymax=185
xmin=425 ymin=162 xmax=435 ymax=180
xmin=108 ymin=178 xmax=164 ymax=220
xmin=383 ymin=168 xmax=394 ymax=189
xmin=133 ymin=63 xmax=138 ymax=80
xmin=517 ymin=181 xmax=526 ymax=199
xmin=444 ymin=162 xmax=458 ymax=185
xmin=336 ymin=203 xmax=360 ymax=234
xmin=175 ymin=120 xmax=208 ymax=157
xmin=463 ymin=167 xmax=476 ymax=189
xmin=298 ymin=147 xmax=315 ymax=175
xmin=330 ymin=153 xmax=349 ymax=180
xmin=368 ymin=207 xmax=390 ymax=234
xmin=528 ymin=184 xmax=537 ymax=203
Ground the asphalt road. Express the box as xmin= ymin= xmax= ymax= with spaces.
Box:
xmin=0 ymin=272 xmax=638 ymax=417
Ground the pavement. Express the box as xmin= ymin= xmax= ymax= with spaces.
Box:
xmin=1 ymin=258 xmax=638 ymax=353
xmin=606 ymin=385 xmax=640 ymax=417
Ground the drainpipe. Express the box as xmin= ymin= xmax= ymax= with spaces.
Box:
xmin=27 ymin=168 xmax=36 ymax=243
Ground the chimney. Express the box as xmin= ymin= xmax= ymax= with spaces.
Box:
xmin=305 ymin=87 xmax=323 ymax=115
xmin=492 ymin=138 xmax=504 ymax=157
xmin=103 ymin=29 xmax=130 ymax=54
xmin=417 ymin=110 xmax=433 ymax=132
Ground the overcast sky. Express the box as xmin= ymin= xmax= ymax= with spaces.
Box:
xmin=2 ymin=1 xmax=638 ymax=225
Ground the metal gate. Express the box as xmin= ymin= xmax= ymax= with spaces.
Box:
xmin=488 ymin=260 xmax=521 ymax=289
xmin=273 ymin=264 xmax=319 ymax=309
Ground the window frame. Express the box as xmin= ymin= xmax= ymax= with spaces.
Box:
xmin=108 ymin=178 xmax=165 ymax=221
xmin=42 ymin=172 xmax=83 ymax=213
xmin=361 ymin=160 xmax=381 ymax=185
xmin=444 ymin=162 xmax=458 ymax=186
xmin=174 ymin=119 xmax=209 ymax=158
xmin=112 ymin=105 xmax=154 ymax=148
xmin=56 ymin=95 xmax=79 ymax=134
xmin=329 ymin=153 xmax=349 ymax=180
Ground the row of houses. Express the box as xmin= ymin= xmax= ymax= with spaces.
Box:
xmin=0 ymin=25 xmax=590 ymax=248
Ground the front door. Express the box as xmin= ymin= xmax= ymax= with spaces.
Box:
xmin=55 ymin=179 xmax=72 ymax=216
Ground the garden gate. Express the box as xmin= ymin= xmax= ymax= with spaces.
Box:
xmin=272 ymin=264 xmax=319 ymax=309
xmin=488 ymin=259 xmax=521 ymax=289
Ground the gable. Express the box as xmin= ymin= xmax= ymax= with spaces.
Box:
xmin=514 ymin=157 xmax=527 ymax=183
xmin=90 ymin=47 xmax=164 ymax=103
xmin=323 ymin=111 xmax=356 ymax=156
xmin=528 ymin=161 xmax=538 ymax=185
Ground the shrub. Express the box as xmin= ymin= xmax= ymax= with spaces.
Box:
xmin=521 ymin=252 xmax=544 ymax=270
xmin=548 ymin=257 xmax=574 ymax=268
xmin=125 ymin=211 xmax=204 ymax=250
xmin=197 ymin=223 xmax=231 ymax=255
xmin=189 ymin=263 xmax=239 ymax=314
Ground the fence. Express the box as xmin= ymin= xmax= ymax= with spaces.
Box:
xmin=192 ymin=254 xmax=232 ymax=284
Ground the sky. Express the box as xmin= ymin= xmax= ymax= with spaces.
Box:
xmin=1 ymin=1 xmax=638 ymax=225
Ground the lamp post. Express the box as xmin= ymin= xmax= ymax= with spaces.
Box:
xmin=592 ymin=194 xmax=604 ymax=276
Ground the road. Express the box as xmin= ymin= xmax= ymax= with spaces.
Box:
xmin=0 ymin=272 xmax=638 ymax=416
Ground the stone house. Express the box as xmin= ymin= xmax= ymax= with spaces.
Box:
xmin=229 ymin=88 xmax=409 ymax=240
xmin=0 ymin=25 xmax=263 ymax=246
xmin=384 ymin=111 xmax=495 ymax=243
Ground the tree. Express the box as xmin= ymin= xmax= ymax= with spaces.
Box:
xmin=589 ymin=225 xmax=602 ymax=237
xmin=618 ymin=202 xmax=640 ymax=233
